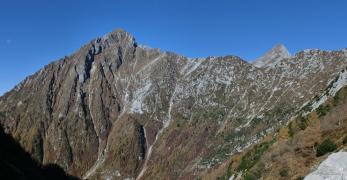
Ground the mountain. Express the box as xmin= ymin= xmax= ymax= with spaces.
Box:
xmin=0 ymin=29 xmax=347 ymax=179
xmin=252 ymin=44 xmax=291 ymax=68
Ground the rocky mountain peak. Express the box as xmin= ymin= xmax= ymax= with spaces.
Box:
xmin=252 ymin=44 xmax=291 ymax=68
xmin=89 ymin=29 xmax=137 ymax=55
xmin=102 ymin=28 xmax=136 ymax=45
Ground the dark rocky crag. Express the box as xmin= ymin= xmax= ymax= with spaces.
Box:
xmin=0 ymin=29 xmax=347 ymax=179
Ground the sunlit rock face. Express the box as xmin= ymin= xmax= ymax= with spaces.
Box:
xmin=252 ymin=44 xmax=291 ymax=68
xmin=305 ymin=152 xmax=347 ymax=180
xmin=0 ymin=29 xmax=347 ymax=179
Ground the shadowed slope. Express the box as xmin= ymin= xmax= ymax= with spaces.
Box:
xmin=0 ymin=124 xmax=78 ymax=180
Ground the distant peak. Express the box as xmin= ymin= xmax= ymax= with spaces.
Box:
xmin=252 ymin=44 xmax=291 ymax=68
xmin=272 ymin=44 xmax=289 ymax=53
xmin=265 ymin=44 xmax=291 ymax=59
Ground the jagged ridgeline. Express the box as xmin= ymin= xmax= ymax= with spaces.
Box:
xmin=0 ymin=29 xmax=347 ymax=179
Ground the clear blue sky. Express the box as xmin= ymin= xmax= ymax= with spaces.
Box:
xmin=0 ymin=0 xmax=347 ymax=95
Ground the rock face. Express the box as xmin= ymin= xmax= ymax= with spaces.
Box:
xmin=305 ymin=152 xmax=347 ymax=180
xmin=0 ymin=29 xmax=347 ymax=179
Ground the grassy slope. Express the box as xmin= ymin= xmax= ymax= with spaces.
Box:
xmin=204 ymin=86 xmax=347 ymax=180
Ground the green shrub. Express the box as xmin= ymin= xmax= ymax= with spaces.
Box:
xmin=316 ymin=139 xmax=337 ymax=157
xmin=298 ymin=121 xmax=307 ymax=130
xmin=333 ymin=86 xmax=347 ymax=106
xmin=302 ymin=103 xmax=312 ymax=112
xmin=243 ymin=172 xmax=257 ymax=180
xmin=0 ymin=111 xmax=5 ymax=118
xmin=288 ymin=122 xmax=295 ymax=137
xmin=313 ymin=95 xmax=320 ymax=102
xmin=297 ymin=115 xmax=308 ymax=130
xmin=333 ymin=93 xmax=340 ymax=106
xmin=316 ymin=104 xmax=330 ymax=117
xmin=279 ymin=169 xmax=288 ymax=177
xmin=237 ymin=141 xmax=273 ymax=171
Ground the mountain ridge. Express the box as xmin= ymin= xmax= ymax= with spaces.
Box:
xmin=1 ymin=29 xmax=347 ymax=179
xmin=1 ymin=29 xmax=346 ymax=99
